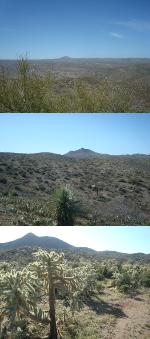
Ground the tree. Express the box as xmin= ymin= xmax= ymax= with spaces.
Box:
xmin=50 ymin=186 xmax=83 ymax=226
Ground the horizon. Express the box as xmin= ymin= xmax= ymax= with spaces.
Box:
xmin=1 ymin=1 xmax=150 ymax=59
xmin=0 ymin=148 xmax=149 ymax=156
xmin=0 ymin=114 xmax=150 ymax=155
xmin=1 ymin=56 xmax=150 ymax=61
xmin=0 ymin=226 xmax=150 ymax=254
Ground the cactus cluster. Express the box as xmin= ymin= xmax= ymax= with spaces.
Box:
xmin=0 ymin=250 xmax=93 ymax=339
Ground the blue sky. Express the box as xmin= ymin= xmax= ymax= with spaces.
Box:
xmin=0 ymin=226 xmax=149 ymax=253
xmin=0 ymin=113 xmax=149 ymax=155
xmin=0 ymin=0 xmax=150 ymax=58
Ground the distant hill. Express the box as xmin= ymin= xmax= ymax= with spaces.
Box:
xmin=0 ymin=58 xmax=150 ymax=81
xmin=0 ymin=233 xmax=149 ymax=263
xmin=0 ymin=233 xmax=75 ymax=251
xmin=65 ymin=148 xmax=103 ymax=158
xmin=0 ymin=233 xmax=94 ymax=253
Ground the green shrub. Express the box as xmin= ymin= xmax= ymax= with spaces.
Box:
xmin=141 ymin=269 xmax=150 ymax=287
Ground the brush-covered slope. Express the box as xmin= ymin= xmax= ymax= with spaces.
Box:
xmin=0 ymin=151 xmax=150 ymax=225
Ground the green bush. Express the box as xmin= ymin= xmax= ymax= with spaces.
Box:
xmin=141 ymin=269 xmax=150 ymax=287
xmin=1 ymin=58 xmax=150 ymax=112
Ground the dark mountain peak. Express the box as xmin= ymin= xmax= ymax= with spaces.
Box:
xmin=0 ymin=233 xmax=75 ymax=252
xmin=59 ymin=56 xmax=71 ymax=60
xmin=65 ymin=148 xmax=101 ymax=159
xmin=22 ymin=232 xmax=38 ymax=239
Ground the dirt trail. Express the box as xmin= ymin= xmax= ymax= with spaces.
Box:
xmin=113 ymin=293 xmax=150 ymax=339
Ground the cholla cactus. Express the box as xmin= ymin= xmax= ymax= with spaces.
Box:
xmin=0 ymin=251 xmax=93 ymax=339
xmin=0 ymin=266 xmax=46 ymax=330
xmin=112 ymin=263 xmax=142 ymax=294
xmin=29 ymin=250 xmax=92 ymax=339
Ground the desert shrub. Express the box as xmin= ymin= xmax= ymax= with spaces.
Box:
xmin=96 ymin=280 xmax=104 ymax=293
xmin=141 ymin=268 xmax=150 ymax=287
xmin=96 ymin=261 xmax=119 ymax=280
xmin=0 ymin=58 xmax=53 ymax=112
xmin=1 ymin=58 xmax=150 ymax=112
xmin=0 ymin=178 xmax=7 ymax=184
xmin=113 ymin=264 xmax=142 ymax=295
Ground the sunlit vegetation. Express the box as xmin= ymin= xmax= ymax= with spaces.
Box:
xmin=0 ymin=58 xmax=150 ymax=112
xmin=0 ymin=249 xmax=150 ymax=338
xmin=0 ymin=151 xmax=150 ymax=225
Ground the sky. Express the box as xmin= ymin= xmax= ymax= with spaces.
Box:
xmin=0 ymin=0 xmax=150 ymax=58
xmin=0 ymin=226 xmax=149 ymax=253
xmin=0 ymin=113 xmax=150 ymax=155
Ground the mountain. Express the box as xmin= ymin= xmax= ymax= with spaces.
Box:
xmin=65 ymin=148 xmax=102 ymax=158
xmin=0 ymin=233 xmax=149 ymax=263
xmin=0 ymin=233 xmax=75 ymax=251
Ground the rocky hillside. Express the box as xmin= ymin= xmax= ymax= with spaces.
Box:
xmin=0 ymin=151 xmax=150 ymax=225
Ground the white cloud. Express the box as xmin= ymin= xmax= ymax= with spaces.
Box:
xmin=110 ymin=32 xmax=123 ymax=39
xmin=115 ymin=20 xmax=150 ymax=31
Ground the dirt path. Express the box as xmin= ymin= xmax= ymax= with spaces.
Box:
xmin=113 ymin=293 xmax=150 ymax=339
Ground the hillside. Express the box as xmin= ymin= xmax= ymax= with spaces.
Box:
xmin=1 ymin=58 xmax=150 ymax=80
xmin=0 ymin=233 xmax=149 ymax=262
xmin=0 ymin=233 xmax=75 ymax=251
xmin=0 ymin=58 xmax=150 ymax=112
xmin=0 ymin=151 xmax=150 ymax=225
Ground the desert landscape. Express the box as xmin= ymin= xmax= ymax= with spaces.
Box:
xmin=0 ymin=233 xmax=150 ymax=339
xmin=0 ymin=149 xmax=150 ymax=225
xmin=0 ymin=58 xmax=150 ymax=112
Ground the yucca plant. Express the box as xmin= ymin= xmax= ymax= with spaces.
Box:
xmin=50 ymin=186 xmax=82 ymax=226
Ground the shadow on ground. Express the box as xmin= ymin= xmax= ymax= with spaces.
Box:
xmin=84 ymin=297 xmax=127 ymax=318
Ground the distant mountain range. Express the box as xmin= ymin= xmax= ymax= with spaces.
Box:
xmin=0 ymin=57 xmax=150 ymax=81
xmin=64 ymin=148 xmax=149 ymax=159
xmin=0 ymin=233 xmax=149 ymax=262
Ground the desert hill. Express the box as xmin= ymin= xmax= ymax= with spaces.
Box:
xmin=65 ymin=148 xmax=103 ymax=158
xmin=0 ymin=151 xmax=150 ymax=225
xmin=0 ymin=233 xmax=149 ymax=263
